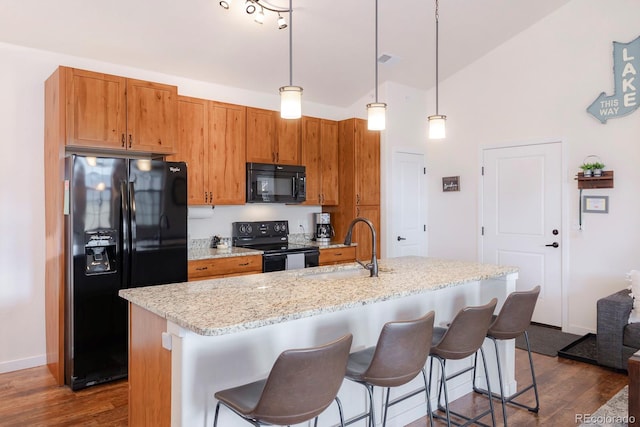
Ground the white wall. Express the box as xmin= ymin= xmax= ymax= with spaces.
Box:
xmin=426 ymin=0 xmax=640 ymax=334
xmin=0 ymin=43 xmax=345 ymax=373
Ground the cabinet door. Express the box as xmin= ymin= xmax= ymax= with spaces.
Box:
xmin=126 ymin=79 xmax=177 ymax=154
xmin=276 ymin=117 xmax=301 ymax=165
xmin=246 ymin=107 xmax=277 ymax=163
xmin=301 ymin=117 xmax=321 ymax=205
xmin=168 ymin=96 xmax=208 ymax=205
xmin=65 ymin=68 xmax=127 ymax=149
xmin=209 ymin=102 xmax=247 ymax=205
xmin=320 ymin=120 xmax=339 ymax=205
xmin=353 ymin=205 xmax=381 ymax=262
xmin=355 ymin=119 xmax=380 ymax=206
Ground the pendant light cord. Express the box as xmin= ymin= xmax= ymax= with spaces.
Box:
xmin=374 ymin=0 xmax=379 ymax=102
xmin=288 ymin=0 xmax=293 ymax=86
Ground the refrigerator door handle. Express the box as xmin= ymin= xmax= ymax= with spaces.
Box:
xmin=121 ymin=180 xmax=131 ymax=288
xmin=129 ymin=182 xmax=137 ymax=258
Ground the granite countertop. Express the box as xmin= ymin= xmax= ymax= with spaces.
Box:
xmin=189 ymin=246 xmax=262 ymax=261
xmin=119 ymin=257 xmax=518 ymax=337
xmin=188 ymin=237 xmax=352 ymax=261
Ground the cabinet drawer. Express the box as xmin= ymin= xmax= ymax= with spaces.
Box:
xmin=319 ymin=246 xmax=356 ymax=266
xmin=188 ymin=255 xmax=262 ymax=280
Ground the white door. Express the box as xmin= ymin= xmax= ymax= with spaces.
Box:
xmin=391 ymin=152 xmax=427 ymax=257
xmin=481 ymin=142 xmax=562 ymax=326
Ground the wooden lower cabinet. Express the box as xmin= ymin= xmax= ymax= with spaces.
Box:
xmin=319 ymin=246 xmax=356 ymax=266
xmin=129 ymin=304 xmax=171 ymax=427
xmin=188 ymin=255 xmax=262 ymax=280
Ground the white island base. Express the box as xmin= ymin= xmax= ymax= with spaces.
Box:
xmin=123 ymin=258 xmax=518 ymax=427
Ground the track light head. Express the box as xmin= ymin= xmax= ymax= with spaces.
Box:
xmin=219 ymin=0 xmax=231 ymax=9
xmin=245 ymin=0 xmax=256 ymax=14
xmin=277 ymin=13 xmax=287 ymax=29
xmin=254 ymin=7 xmax=265 ymax=24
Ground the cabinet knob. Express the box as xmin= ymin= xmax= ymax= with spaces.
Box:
xmin=195 ymin=266 xmax=209 ymax=271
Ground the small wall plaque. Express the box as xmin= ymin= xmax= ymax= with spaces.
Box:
xmin=442 ymin=176 xmax=460 ymax=192
xmin=583 ymin=195 xmax=609 ymax=213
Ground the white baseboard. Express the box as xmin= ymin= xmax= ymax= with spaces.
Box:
xmin=0 ymin=354 xmax=46 ymax=374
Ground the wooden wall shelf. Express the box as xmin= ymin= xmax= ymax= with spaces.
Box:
xmin=576 ymin=170 xmax=614 ymax=189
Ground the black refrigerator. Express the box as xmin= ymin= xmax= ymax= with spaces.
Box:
xmin=64 ymin=155 xmax=188 ymax=390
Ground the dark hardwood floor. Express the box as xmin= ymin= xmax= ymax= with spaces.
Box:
xmin=0 ymin=349 xmax=627 ymax=426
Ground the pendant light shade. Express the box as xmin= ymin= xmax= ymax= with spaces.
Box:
xmin=280 ymin=0 xmax=302 ymax=119
xmin=280 ymin=86 xmax=303 ymax=119
xmin=367 ymin=103 xmax=387 ymax=131
xmin=428 ymin=0 xmax=446 ymax=140
xmin=428 ymin=114 xmax=446 ymax=139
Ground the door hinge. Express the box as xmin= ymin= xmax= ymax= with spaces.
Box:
xmin=424 ymin=225 xmax=426 ymax=232
xmin=481 ymin=166 xmax=485 ymax=176
xmin=481 ymin=226 xmax=485 ymax=236
xmin=423 ymin=167 xmax=427 ymax=175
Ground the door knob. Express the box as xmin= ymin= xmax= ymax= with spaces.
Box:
xmin=545 ymin=242 xmax=559 ymax=248
xmin=397 ymin=236 xmax=406 ymax=241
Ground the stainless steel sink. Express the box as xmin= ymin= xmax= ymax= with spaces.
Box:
xmin=301 ymin=267 xmax=392 ymax=281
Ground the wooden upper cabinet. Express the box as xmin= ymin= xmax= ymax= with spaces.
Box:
xmin=126 ymin=79 xmax=177 ymax=154
xmin=246 ymin=107 xmax=277 ymax=163
xmin=246 ymin=107 xmax=300 ymax=165
xmin=169 ymin=98 xmax=247 ymax=206
xmin=64 ymin=67 xmax=177 ymax=154
xmin=168 ymin=96 xmax=208 ymax=205
xmin=301 ymin=117 xmax=339 ymax=206
xmin=66 ymin=68 xmax=127 ymax=150
xmin=301 ymin=117 xmax=321 ymax=205
xmin=354 ymin=119 xmax=380 ymax=206
xmin=208 ymin=101 xmax=246 ymax=205
xmin=319 ymin=120 xmax=339 ymax=205
xmin=276 ymin=117 xmax=301 ymax=164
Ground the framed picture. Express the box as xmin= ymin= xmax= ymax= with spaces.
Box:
xmin=582 ymin=195 xmax=609 ymax=213
xmin=442 ymin=176 xmax=460 ymax=192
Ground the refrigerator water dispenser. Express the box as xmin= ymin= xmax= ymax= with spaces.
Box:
xmin=85 ymin=230 xmax=117 ymax=275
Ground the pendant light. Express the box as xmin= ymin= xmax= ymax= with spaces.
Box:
xmin=279 ymin=0 xmax=302 ymax=119
xmin=366 ymin=0 xmax=386 ymax=131
xmin=428 ymin=0 xmax=446 ymax=139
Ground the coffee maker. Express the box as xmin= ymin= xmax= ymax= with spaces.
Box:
xmin=315 ymin=213 xmax=334 ymax=243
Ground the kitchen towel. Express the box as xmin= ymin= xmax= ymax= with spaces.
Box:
xmin=286 ymin=253 xmax=306 ymax=270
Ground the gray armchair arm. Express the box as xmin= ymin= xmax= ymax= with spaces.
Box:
xmin=597 ymin=289 xmax=633 ymax=370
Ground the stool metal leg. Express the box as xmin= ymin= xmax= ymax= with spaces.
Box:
xmin=473 ymin=331 xmax=540 ymax=426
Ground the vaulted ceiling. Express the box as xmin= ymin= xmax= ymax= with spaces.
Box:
xmin=0 ymin=0 xmax=571 ymax=107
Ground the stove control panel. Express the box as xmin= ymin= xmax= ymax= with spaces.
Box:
xmin=232 ymin=220 xmax=290 ymax=239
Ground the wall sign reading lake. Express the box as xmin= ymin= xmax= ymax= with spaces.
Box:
xmin=587 ymin=36 xmax=639 ymax=123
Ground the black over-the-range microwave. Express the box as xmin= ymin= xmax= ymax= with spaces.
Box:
xmin=246 ymin=162 xmax=306 ymax=203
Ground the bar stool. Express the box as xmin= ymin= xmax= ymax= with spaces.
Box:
xmin=213 ymin=333 xmax=353 ymax=427
xmin=429 ymin=298 xmax=498 ymax=427
xmin=343 ymin=311 xmax=436 ymax=427
xmin=472 ymin=286 xmax=541 ymax=426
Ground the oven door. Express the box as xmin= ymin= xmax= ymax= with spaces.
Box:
xmin=247 ymin=163 xmax=306 ymax=203
xmin=262 ymin=250 xmax=319 ymax=272
xmin=263 ymin=253 xmax=287 ymax=273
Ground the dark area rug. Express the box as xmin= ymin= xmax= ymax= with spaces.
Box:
xmin=515 ymin=323 xmax=581 ymax=357
xmin=558 ymin=333 xmax=598 ymax=365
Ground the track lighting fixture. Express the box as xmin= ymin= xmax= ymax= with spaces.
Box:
xmin=220 ymin=0 xmax=290 ymax=30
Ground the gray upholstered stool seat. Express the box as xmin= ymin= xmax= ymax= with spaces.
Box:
xmin=344 ymin=311 xmax=435 ymax=427
xmin=472 ymin=286 xmax=541 ymax=426
xmin=429 ymin=299 xmax=498 ymax=427
xmin=213 ymin=333 xmax=353 ymax=427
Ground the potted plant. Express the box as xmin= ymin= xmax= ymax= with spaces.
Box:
xmin=580 ymin=163 xmax=594 ymax=177
xmin=592 ymin=162 xmax=605 ymax=177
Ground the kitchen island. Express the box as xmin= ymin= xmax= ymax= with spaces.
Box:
xmin=119 ymin=256 xmax=518 ymax=427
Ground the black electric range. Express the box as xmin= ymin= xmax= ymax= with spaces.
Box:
xmin=232 ymin=221 xmax=319 ymax=272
